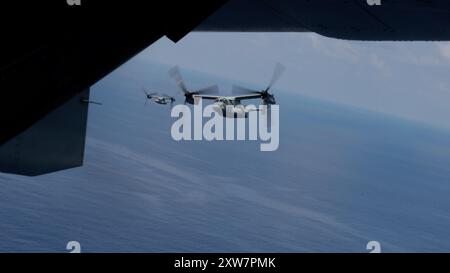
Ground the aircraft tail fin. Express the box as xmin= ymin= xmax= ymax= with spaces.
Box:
xmin=0 ymin=89 xmax=90 ymax=176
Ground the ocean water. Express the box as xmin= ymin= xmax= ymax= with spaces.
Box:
xmin=1 ymin=62 xmax=450 ymax=252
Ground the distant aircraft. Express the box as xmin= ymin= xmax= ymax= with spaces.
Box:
xmin=171 ymin=63 xmax=285 ymax=118
xmin=142 ymin=89 xmax=175 ymax=106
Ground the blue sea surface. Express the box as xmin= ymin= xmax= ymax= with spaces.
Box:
xmin=1 ymin=62 xmax=450 ymax=252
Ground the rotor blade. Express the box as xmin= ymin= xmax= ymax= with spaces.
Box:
xmin=195 ymin=85 xmax=219 ymax=95
xmin=168 ymin=66 xmax=189 ymax=94
xmin=142 ymin=88 xmax=158 ymax=97
xmin=267 ymin=62 xmax=286 ymax=90
xmin=232 ymin=85 xmax=261 ymax=95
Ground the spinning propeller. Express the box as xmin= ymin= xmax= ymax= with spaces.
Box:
xmin=169 ymin=66 xmax=219 ymax=105
xmin=232 ymin=63 xmax=285 ymax=105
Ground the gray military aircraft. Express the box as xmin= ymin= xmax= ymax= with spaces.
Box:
xmin=191 ymin=63 xmax=285 ymax=118
xmin=142 ymin=89 xmax=175 ymax=106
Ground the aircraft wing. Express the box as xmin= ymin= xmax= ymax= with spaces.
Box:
xmin=0 ymin=1 xmax=228 ymax=176
xmin=193 ymin=94 xmax=261 ymax=102
xmin=194 ymin=94 xmax=262 ymax=101
xmin=193 ymin=94 xmax=223 ymax=100
xmin=231 ymin=94 xmax=263 ymax=101
xmin=197 ymin=0 xmax=450 ymax=41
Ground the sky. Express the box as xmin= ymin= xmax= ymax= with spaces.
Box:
xmin=131 ymin=32 xmax=450 ymax=130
